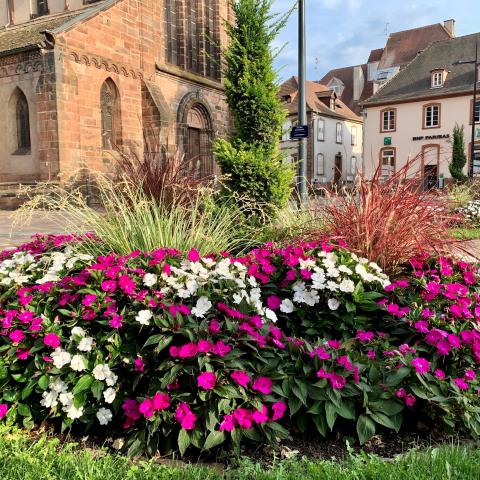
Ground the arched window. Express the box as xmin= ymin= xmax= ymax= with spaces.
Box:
xmin=16 ymin=91 xmax=31 ymax=153
xmin=100 ymin=79 xmax=121 ymax=149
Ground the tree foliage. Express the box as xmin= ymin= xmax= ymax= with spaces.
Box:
xmin=449 ymin=124 xmax=468 ymax=182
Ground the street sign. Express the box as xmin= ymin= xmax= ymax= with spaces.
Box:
xmin=384 ymin=137 xmax=392 ymax=145
xmin=290 ymin=125 xmax=309 ymax=139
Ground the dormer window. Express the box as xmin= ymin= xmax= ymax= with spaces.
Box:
xmin=431 ymin=69 xmax=446 ymax=88
xmin=282 ymin=95 xmax=292 ymax=104
xmin=330 ymin=98 xmax=336 ymax=111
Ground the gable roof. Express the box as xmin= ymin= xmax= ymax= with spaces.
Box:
xmin=378 ymin=23 xmax=452 ymax=69
xmin=0 ymin=1 xmax=115 ymax=57
xmin=368 ymin=48 xmax=384 ymax=63
xmin=279 ymin=76 xmax=362 ymax=123
xmin=363 ymin=32 xmax=480 ymax=107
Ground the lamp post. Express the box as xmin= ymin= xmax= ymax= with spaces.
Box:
xmin=455 ymin=39 xmax=479 ymax=178
xmin=298 ymin=0 xmax=307 ymax=199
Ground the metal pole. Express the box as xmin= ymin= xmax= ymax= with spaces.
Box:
xmin=298 ymin=0 xmax=307 ymax=199
xmin=470 ymin=40 xmax=478 ymax=178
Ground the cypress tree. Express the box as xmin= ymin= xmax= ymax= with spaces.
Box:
xmin=449 ymin=124 xmax=468 ymax=182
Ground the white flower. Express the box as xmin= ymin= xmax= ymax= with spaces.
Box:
xmin=191 ymin=296 xmax=212 ymax=318
xmin=303 ymin=290 xmax=320 ymax=306
xmin=103 ymin=387 xmax=116 ymax=404
xmin=70 ymin=355 xmax=86 ymax=372
xmin=135 ymin=310 xmax=153 ymax=326
xmin=78 ymin=337 xmax=94 ymax=352
xmin=93 ymin=364 xmax=112 ymax=381
xmin=65 ymin=405 xmax=84 ymax=420
xmin=326 ymin=267 xmax=340 ymax=278
xmin=96 ymin=408 xmax=113 ymax=426
xmin=264 ymin=308 xmax=278 ymax=323
xmin=339 ymin=279 xmax=355 ymax=293
xmin=143 ymin=273 xmax=158 ymax=287
xmin=71 ymin=327 xmax=86 ymax=339
xmin=50 ymin=379 xmax=67 ymax=393
xmin=328 ymin=298 xmax=341 ymax=311
xmin=105 ymin=373 xmax=118 ymax=387
xmin=280 ymin=298 xmax=294 ymax=313
xmin=338 ymin=265 xmax=353 ymax=275
xmin=51 ymin=348 xmax=72 ymax=369
xmin=59 ymin=392 xmax=74 ymax=407
xmin=40 ymin=390 xmax=58 ymax=408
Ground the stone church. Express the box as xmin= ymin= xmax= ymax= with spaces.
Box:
xmin=0 ymin=0 xmax=231 ymax=188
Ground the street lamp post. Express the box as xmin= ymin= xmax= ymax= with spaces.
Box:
xmin=455 ymin=39 xmax=479 ymax=178
xmin=298 ymin=0 xmax=307 ymax=199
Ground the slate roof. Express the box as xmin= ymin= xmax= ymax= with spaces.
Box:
xmin=279 ymin=76 xmax=362 ymax=123
xmin=0 ymin=1 xmax=114 ymax=56
xmin=362 ymin=32 xmax=480 ymax=107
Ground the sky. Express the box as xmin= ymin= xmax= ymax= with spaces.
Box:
xmin=273 ymin=0 xmax=480 ymax=82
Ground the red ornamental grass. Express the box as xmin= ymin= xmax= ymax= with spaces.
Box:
xmin=321 ymin=154 xmax=460 ymax=274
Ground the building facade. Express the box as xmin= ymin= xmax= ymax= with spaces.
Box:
xmin=0 ymin=0 xmax=231 ymax=189
xmin=279 ymin=77 xmax=363 ymax=189
xmin=362 ymin=33 xmax=480 ymax=188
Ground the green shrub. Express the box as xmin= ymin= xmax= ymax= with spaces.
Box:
xmin=449 ymin=124 xmax=468 ymax=182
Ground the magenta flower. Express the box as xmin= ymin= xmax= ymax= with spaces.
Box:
xmin=139 ymin=398 xmax=154 ymax=418
xmin=327 ymin=339 xmax=342 ymax=349
xmin=252 ymin=377 xmax=273 ymax=394
xmin=366 ymin=350 xmax=376 ymax=360
xmin=271 ymin=401 xmax=287 ymax=421
xmin=16 ymin=349 xmax=30 ymax=360
xmin=411 ymin=357 xmax=430 ymax=374
xmin=197 ymin=340 xmax=212 ymax=353
xmin=82 ymin=294 xmax=97 ymax=307
xmin=109 ymin=314 xmax=123 ymax=329
xmin=219 ymin=414 xmax=236 ymax=432
xmin=337 ymin=355 xmax=353 ymax=371
xmin=153 ymin=392 xmax=170 ymax=410
xmin=101 ymin=280 xmax=117 ymax=293
xmin=356 ymin=331 xmax=375 ymax=342
xmin=119 ymin=275 xmax=136 ymax=294
xmin=134 ymin=357 xmax=145 ymax=372
xmin=464 ymin=369 xmax=476 ymax=381
xmin=231 ymin=371 xmax=251 ymax=388
xmin=329 ymin=374 xmax=346 ymax=390
xmin=253 ymin=405 xmax=269 ymax=424
xmin=0 ymin=404 xmax=9 ymax=420
xmin=405 ymin=394 xmax=416 ymax=407
xmin=454 ymin=378 xmax=469 ymax=390
xmin=414 ymin=321 xmax=430 ymax=333
xmin=179 ymin=343 xmax=198 ymax=359
xmin=233 ymin=408 xmax=253 ymax=429
xmin=197 ymin=372 xmax=216 ymax=390
xmin=187 ymin=248 xmax=201 ymax=262
xmin=211 ymin=341 xmax=232 ymax=357
xmin=434 ymin=369 xmax=446 ymax=380
xmin=43 ymin=333 xmax=61 ymax=349
xmin=208 ymin=320 xmax=221 ymax=334
xmin=175 ymin=403 xmax=197 ymax=430
xmin=395 ymin=388 xmax=406 ymax=398
xmin=9 ymin=329 xmax=25 ymax=343
xmin=267 ymin=295 xmax=282 ymax=310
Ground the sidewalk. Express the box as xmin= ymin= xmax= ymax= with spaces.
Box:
xmin=0 ymin=211 xmax=69 ymax=250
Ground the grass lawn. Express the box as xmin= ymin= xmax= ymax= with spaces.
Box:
xmin=1 ymin=428 xmax=480 ymax=480
xmin=450 ymin=227 xmax=480 ymax=240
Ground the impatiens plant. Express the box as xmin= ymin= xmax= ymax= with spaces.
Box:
xmin=0 ymin=235 xmax=480 ymax=456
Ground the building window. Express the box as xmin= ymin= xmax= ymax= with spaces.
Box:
xmin=431 ymin=71 xmax=444 ymax=88
xmin=315 ymin=153 xmax=325 ymax=177
xmin=336 ymin=122 xmax=342 ymax=143
xmin=380 ymin=148 xmax=395 ymax=179
xmin=424 ymin=103 xmax=440 ymax=128
xmin=37 ymin=0 xmax=49 ymax=16
xmin=381 ymin=109 xmax=396 ymax=132
xmin=473 ymin=144 xmax=480 ymax=177
xmin=351 ymin=125 xmax=357 ymax=146
xmin=330 ymin=98 xmax=336 ymax=111
xmin=16 ymin=91 xmax=31 ymax=153
xmin=471 ymin=100 xmax=480 ymax=124
xmin=101 ymin=79 xmax=121 ymax=150
xmin=350 ymin=156 xmax=357 ymax=175
xmin=317 ymin=118 xmax=325 ymax=141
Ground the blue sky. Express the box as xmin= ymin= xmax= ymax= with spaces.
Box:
xmin=273 ymin=0 xmax=480 ymax=81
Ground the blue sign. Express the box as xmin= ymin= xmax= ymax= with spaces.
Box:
xmin=290 ymin=125 xmax=309 ymax=139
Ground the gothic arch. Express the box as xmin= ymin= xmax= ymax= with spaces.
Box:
xmin=8 ymin=88 xmax=31 ymax=154
xmin=100 ymin=78 xmax=122 ymax=150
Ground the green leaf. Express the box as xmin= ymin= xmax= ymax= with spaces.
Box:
xmin=357 ymin=414 xmax=376 ymax=445
xmin=178 ymin=429 xmax=190 ymax=457
xmin=37 ymin=375 xmax=49 ymax=391
xmin=312 ymin=414 xmax=327 ymax=436
xmin=288 ymin=395 xmax=302 ymax=415
xmin=370 ymin=400 xmax=404 ymax=416
xmin=73 ymin=375 xmax=93 ymax=395
xmin=370 ymin=412 xmax=398 ymax=431
xmin=91 ymin=380 xmax=104 ymax=400
xmin=17 ymin=404 xmax=31 ymax=417
xmin=203 ymin=431 xmax=225 ymax=450
xmin=21 ymin=384 xmax=33 ymax=400
xmin=385 ymin=367 xmax=411 ymax=387
xmin=335 ymin=400 xmax=356 ymax=420
xmin=325 ymin=402 xmax=337 ymax=431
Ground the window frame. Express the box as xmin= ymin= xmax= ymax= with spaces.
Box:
xmin=470 ymin=99 xmax=480 ymax=125
xmin=315 ymin=153 xmax=325 ymax=177
xmin=350 ymin=156 xmax=357 ymax=175
xmin=379 ymin=147 xmax=396 ymax=179
xmin=317 ymin=118 xmax=325 ymax=142
xmin=351 ymin=125 xmax=357 ymax=146
xmin=423 ymin=103 xmax=441 ymax=129
xmin=15 ymin=91 xmax=31 ymax=155
xmin=380 ymin=108 xmax=396 ymax=133
xmin=431 ymin=71 xmax=444 ymax=88
xmin=336 ymin=122 xmax=342 ymax=144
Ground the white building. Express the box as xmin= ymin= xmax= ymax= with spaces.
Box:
xmin=279 ymin=77 xmax=363 ymax=189
xmin=362 ymin=32 xmax=480 ymax=188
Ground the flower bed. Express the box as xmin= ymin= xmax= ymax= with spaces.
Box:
xmin=0 ymin=236 xmax=479 ymax=456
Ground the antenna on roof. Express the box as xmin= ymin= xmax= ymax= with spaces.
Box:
xmin=384 ymin=22 xmax=390 ymax=37
xmin=314 ymin=57 xmax=319 ymax=71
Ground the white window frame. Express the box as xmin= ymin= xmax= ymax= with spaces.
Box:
xmin=317 ymin=118 xmax=325 ymax=141
xmin=350 ymin=156 xmax=357 ymax=175
xmin=381 ymin=109 xmax=395 ymax=132
xmin=424 ymin=104 xmax=440 ymax=128
xmin=351 ymin=126 xmax=357 ymax=146
xmin=381 ymin=148 xmax=395 ymax=179
xmin=336 ymin=122 xmax=342 ymax=144
xmin=315 ymin=153 xmax=325 ymax=177
xmin=431 ymin=71 xmax=443 ymax=88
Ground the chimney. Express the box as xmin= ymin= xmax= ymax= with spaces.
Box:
xmin=353 ymin=65 xmax=365 ymax=102
xmin=443 ymin=19 xmax=455 ymax=37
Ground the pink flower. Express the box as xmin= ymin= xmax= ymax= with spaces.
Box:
xmin=134 ymin=357 xmax=145 ymax=372
xmin=208 ymin=320 xmax=221 ymax=334
xmin=356 ymin=331 xmax=375 ymax=342
xmin=271 ymin=401 xmax=287 ymax=421
xmin=211 ymin=341 xmax=232 ymax=357
xmin=109 ymin=314 xmax=123 ymax=329
xmin=337 ymin=355 xmax=353 ymax=371
xmin=82 ymin=294 xmax=97 ymax=307
xmin=366 ymin=350 xmax=376 ymax=360
xmin=43 ymin=333 xmax=61 ymax=349
xmin=179 ymin=343 xmax=198 ymax=358
xmin=405 ymin=394 xmax=416 ymax=407
xmin=267 ymin=295 xmax=282 ymax=310
xmin=454 ymin=378 xmax=469 ymax=390
xmin=0 ymin=404 xmax=8 ymax=420
xmin=327 ymin=339 xmax=342 ymax=349
xmin=175 ymin=403 xmax=197 ymax=430
xmin=139 ymin=398 xmax=154 ymax=418
xmin=309 ymin=347 xmax=331 ymax=360
xmin=434 ymin=369 xmax=446 ymax=380
xmin=329 ymin=374 xmax=346 ymax=390
xmin=119 ymin=275 xmax=136 ymax=294
xmin=16 ymin=349 xmax=30 ymax=360
xmin=233 ymin=408 xmax=253 ymax=429
xmin=395 ymin=388 xmax=406 ymax=398
xmin=231 ymin=371 xmax=251 ymax=388
xmin=252 ymin=377 xmax=272 ymax=394
xmin=411 ymin=357 xmax=430 ymax=374
xmin=353 ymin=365 xmax=360 ymax=383
xmin=153 ymin=392 xmax=170 ymax=410
xmin=197 ymin=340 xmax=212 ymax=353
xmin=9 ymin=329 xmax=25 ymax=343
xmin=101 ymin=280 xmax=117 ymax=293
xmin=464 ymin=369 xmax=476 ymax=381
xmin=219 ymin=414 xmax=236 ymax=432
xmin=253 ymin=405 xmax=269 ymax=424
xmin=414 ymin=321 xmax=430 ymax=333
xmin=187 ymin=248 xmax=201 ymax=262
xmin=197 ymin=372 xmax=216 ymax=390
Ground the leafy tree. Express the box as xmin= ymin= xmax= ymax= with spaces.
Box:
xmin=449 ymin=124 xmax=468 ymax=182
xmin=215 ymin=0 xmax=294 ymax=215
